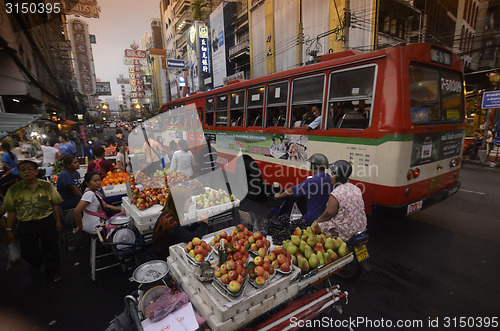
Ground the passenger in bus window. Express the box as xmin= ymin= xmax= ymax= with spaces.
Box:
xmin=302 ymin=107 xmax=316 ymax=125
xmin=333 ymin=102 xmax=355 ymax=127
xmin=326 ymin=104 xmax=335 ymax=129
xmin=248 ymin=109 xmax=263 ymax=126
xmin=292 ymin=107 xmax=307 ymax=127
xmin=305 ymin=105 xmax=322 ymax=130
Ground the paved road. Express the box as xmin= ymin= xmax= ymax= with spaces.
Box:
xmin=323 ymin=162 xmax=500 ymax=329
xmin=0 ymin=161 xmax=498 ymax=330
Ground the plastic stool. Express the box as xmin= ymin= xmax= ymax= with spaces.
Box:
xmin=89 ymin=233 xmax=121 ymax=282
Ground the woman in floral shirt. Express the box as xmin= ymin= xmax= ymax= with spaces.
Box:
xmin=312 ymin=160 xmax=367 ymax=241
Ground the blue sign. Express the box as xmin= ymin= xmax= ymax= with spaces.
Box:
xmin=89 ymin=34 xmax=96 ymax=44
xmin=481 ymin=91 xmax=500 ymax=109
xmin=166 ymin=59 xmax=185 ymax=69
xmin=200 ymin=37 xmax=210 ymax=73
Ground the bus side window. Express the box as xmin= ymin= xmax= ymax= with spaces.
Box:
xmin=230 ymin=90 xmax=245 ymax=126
xmin=290 ymin=75 xmax=325 ymax=128
xmin=266 ymin=81 xmax=288 ymax=127
xmin=215 ymin=93 xmax=228 ymax=126
xmin=247 ymin=86 xmax=264 ymax=127
xmin=205 ymin=96 xmax=214 ymax=126
xmin=328 ymin=65 xmax=376 ymax=129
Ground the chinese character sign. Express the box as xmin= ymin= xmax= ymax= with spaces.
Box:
xmin=199 ymin=25 xmax=210 ymax=74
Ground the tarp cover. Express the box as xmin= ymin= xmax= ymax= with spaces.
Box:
xmin=0 ymin=113 xmax=42 ymax=139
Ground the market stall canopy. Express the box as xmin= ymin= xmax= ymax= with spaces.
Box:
xmin=65 ymin=119 xmax=77 ymax=125
xmin=0 ymin=113 xmax=42 ymax=140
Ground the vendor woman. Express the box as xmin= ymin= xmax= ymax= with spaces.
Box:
xmin=153 ymin=186 xmax=208 ymax=260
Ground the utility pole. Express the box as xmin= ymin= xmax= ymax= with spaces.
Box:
xmin=345 ymin=0 xmax=350 ymax=49
xmin=298 ymin=0 xmax=303 ymax=66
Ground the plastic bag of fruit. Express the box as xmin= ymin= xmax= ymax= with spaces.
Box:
xmin=145 ymin=291 xmax=188 ymax=323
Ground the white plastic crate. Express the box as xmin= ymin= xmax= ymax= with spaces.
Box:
xmin=122 ymin=197 xmax=162 ymax=234
xmin=102 ymin=183 xmax=127 ymax=197
xmin=168 ymin=241 xmax=301 ymax=323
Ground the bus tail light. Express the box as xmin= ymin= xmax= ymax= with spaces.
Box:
xmin=408 ymin=168 xmax=421 ymax=180
xmin=413 ymin=168 xmax=420 ymax=178
xmin=407 ymin=169 xmax=414 ymax=180
xmin=450 ymin=157 xmax=461 ymax=167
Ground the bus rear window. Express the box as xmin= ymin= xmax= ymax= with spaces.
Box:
xmin=409 ymin=64 xmax=464 ymax=125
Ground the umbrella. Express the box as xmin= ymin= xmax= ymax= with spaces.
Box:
xmin=65 ymin=119 xmax=77 ymax=125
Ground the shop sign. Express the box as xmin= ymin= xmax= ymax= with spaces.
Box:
xmin=124 ymin=49 xmax=146 ymax=58
xmin=68 ymin=19 xmax=96 ymax=95
xmin=63 ymin=0 xmax=100 ymax=19
xmin=199 ymin=26 xmax=210 ymax=73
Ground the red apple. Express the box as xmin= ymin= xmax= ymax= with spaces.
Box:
xmin=277 ymin=254 xmax=287 ymax=265
xmin=280 ymin=263 xmax=291 ymax=272
xmin=227 ymin=260 xmax=236 ymax=270
xmin=255 ymin=276 xmax=266 ymax=286
xmin=268 ymin=252 xmax=277 ymax=261
xmin=228 ymin=270 xmax=238 ymax=281
xmin=220 ymin=264 xmax=228 ymax=275
xmin=214 ymin=267 xmax=222 ymax=277
xmin=253 ymin=256 xmax=263 ymax=266
xmin=254 ymin=266 xmax=265 ymax=276
xmin=221 ymin=274 xmax=230 ymax=284
xmin=267 ymin=265 xmax=274 ymax=275
xmin=220 ymin=231 xmax=227 ymax=239
xmin=272 ymin=260 xmax=280 ymax=269
xmin=258 ymin=247 xmax=267 ymax=257
xmin=195 ymin=253 xmax=204 ymax=262
xmin=254 ymin=232 xmax=263 ymax=240
xmin=256 ymin=239 xmax=264 ymax=249
xmin=236 ymin=274 xmax=245 ymax=284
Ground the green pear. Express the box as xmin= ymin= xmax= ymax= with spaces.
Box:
xmin=304 ymin=245 xmax=314 ymax=259
xmin=324 ymin=252 xmax=332 ymax=265
xmin=282 ymin=240 xmax=289 ymax=251
xmin=298 ymin=257 xmax=310 ymax=273
xmin=317 ymin=252 xmax=325 ymax=266
xmin=336 ymin=237 xmax=345 ymax=246
xmin=294 ymin=227 xmax=302 ymax=236
xmin=287 ymin=242 xmax=298 ymax=256
xmin=327 ymin=248 xmax=338 ymax=262
xmin=291 ymin=235 xmax=301 ymax=246
xmin=311 ymin=222 xmax=322 ymax=234
xmin=324 ymin=238 xmax=335 ymax=250
xmin=317 ymin=234 xmax=326 ymax=246
xmin=308 ymin=253 xmax=319 ymax=269
xmin=332 ymin=238 xmax=340 ymax=250
xmin=304 ymin=228 xmax=313 ymax=237
xmin=291 ymin=255 xmax=298 ymax=266
xmin=307 ymin=236 xmax=317 ymax=248
xmin=296 ymin=253 xmax=305 ymax=260
xmin=338 ymin=243 xmax=347 ymax=257
xmin=299 ymin=240 xmax=308 ymax=253
xmin=301 ymin=234 xmax=308 ymax=242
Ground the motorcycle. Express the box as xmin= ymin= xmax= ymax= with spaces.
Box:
xmin=334 ymin=230 xmax=371 ymax=281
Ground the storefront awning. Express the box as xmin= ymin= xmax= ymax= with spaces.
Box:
xmin=0 ymin=113 xmax=42 ymax=139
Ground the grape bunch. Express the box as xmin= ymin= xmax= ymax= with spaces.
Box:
xmin=267 ymin=214 xmax=307 ymax=245
xmin=187 ymin=179 xmax=205 ymax=195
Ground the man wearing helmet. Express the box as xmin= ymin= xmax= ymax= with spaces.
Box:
xmin=312 ymin=160 xmax=367 ymax=241
xmin=274 ymin=153 xmax=333 ymax=225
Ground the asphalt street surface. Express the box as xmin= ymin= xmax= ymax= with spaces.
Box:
xmin=0 ymin=161 xmax=498 ymax=330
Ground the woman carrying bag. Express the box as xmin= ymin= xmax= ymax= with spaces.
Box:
xmin=73 ymin=171 xmax=122 ymax=234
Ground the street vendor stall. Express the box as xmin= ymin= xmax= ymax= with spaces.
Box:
xmin=115 ymin=223 xmax=353 ymax=331
xmin=166 ymin=226 xmax=352 ymax=331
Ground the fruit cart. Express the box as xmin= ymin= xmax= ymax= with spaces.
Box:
xmin=166 ymin=226 xmax=353 ymax=331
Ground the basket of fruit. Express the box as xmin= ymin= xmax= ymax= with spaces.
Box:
xmin=247 ymin=257 xmax=276 ymax=289
xmin=268 ymin=246 xmax=293 ymax=274
xmin=212 ymin=260 xmax=248 ymax=298
xmin=183 ymin=238 xmax=213 ymax=265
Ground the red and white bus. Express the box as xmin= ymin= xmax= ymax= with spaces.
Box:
xmin=161 ymin=43 xmax=466 ymax=217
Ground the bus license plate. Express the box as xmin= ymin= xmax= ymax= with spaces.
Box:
xmin=354 ymin=245 xmax=369 ymax=262
xmin=407 ymin=200 xmax=423 ymax=215
xmin=429 ymin=175 xmax=442 ymax=191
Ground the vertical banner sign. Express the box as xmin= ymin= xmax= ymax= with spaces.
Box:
xmin=187 ymin=24 xmax=200 ymax=92
xmin=199 ymin=25 xmax=210 ymax=74
xmin=79 ymin=125 xmax=87 ymax=144
xmin=210 ymin=3 xmax=225 ymax=87
xmin=68 ymin=19 xmax=96 ymax=95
